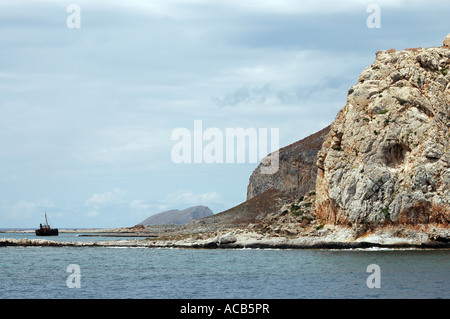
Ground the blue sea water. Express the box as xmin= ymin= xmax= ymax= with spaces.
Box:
xmin=0 ymin=233 xmax=449 ymax=299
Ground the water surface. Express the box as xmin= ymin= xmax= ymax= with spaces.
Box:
xmin=0 ymin=244 xmax=448 ymax=299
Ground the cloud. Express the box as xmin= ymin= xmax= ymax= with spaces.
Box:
xmin=94 ymin=0 xmax=407 ymax=17
xmin=85 ymin=188 xmax=127 ymax=207
xmin=156 ymin=189 xmax=223 ymax=212
xmin=129 ymin=200 xmax=152 ymax=211
xmin=80 ymin=189 xmax=224 ymax=225
xmin=11 ymin=199 xmax=55 ymax=212
xmin=213 ymin=83 xmax=275 ymax=107
xmin=72 ymin=126 xmax=164 ymax=164
xmin=4 ymin=199 xmax=55 ymax=222
xmin=85 ymin=210 xmax=100 ymax=218
xmin=211 ymin=50 xmax=368 ymax=108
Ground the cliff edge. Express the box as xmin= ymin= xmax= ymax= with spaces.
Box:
xmin=316 ymin=46 xmax=450 ymax=229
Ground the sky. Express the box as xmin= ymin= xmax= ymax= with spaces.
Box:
xmin=1 ymin=0 xmax=449 ymax=228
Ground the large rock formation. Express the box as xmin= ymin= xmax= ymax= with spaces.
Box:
xmin=138 ymin=205 xmax=213 ymax=226
xmin=247 ymin=126 xmax=330 ymax=200
xmin=316 ymin=46 xmax=450 ymax=227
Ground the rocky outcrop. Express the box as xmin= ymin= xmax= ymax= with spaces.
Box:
xmin=247 ymin=126 xmax=330 ymax=200
xmin=316 ymin=46 xmax=450 ymax=227
xmin=2 ymin=226 xmax=449 ymax=248
xmin=444 ymin=34 xmax=450 ymax=48
xmin=138 ymin=205 xmax=213 ymax=226
xmin=255 ymin=191 xmax=321 ymax=237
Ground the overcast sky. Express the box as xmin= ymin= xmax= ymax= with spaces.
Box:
xmin=1 ymin=0 xmax=448 ymax=228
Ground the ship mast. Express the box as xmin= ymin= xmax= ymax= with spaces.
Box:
xmin=45 ymin=211 xmax=49 ymax=227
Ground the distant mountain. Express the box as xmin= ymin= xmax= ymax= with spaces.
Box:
xmin=138 ymin=205 xmax=214 ymax=226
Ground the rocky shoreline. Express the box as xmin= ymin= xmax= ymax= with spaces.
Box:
xmin=1 ymin=224 xmax=449 ymax=249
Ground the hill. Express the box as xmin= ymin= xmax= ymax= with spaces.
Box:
xmin=138 ymin=205 xmax=213 ymax=226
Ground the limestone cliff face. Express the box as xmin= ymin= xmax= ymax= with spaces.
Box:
xmin=247 ymin=126 xmax=330 ymax=200
xmin=316 ymin=46 xmax=450 ymax=226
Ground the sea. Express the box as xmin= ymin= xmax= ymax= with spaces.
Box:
xmin=0 ymin=231 xmax=449 ymax=299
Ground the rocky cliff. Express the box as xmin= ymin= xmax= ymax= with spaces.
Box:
xmin=316 ymin=46 xmax=450 ymax=228
xmin=247 ymin=126 xmax=330 ymax=200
